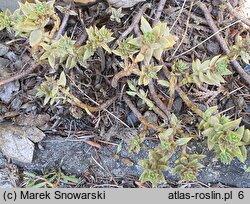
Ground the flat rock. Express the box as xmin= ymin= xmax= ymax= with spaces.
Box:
xmin=13 ymin=113 xmax=50 ymax=130
xmin=13 ymin=136 xmax=153 ymax=178
xmin=0 ymin=124 xmax=45 ymax=163
xmin=12 ymin=135 xmax=250 ymax=187
xmin=197 ymin=149 xmax=250 ymax=187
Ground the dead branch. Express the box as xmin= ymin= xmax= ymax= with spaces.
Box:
xmin=148 ymin=79 xmax=171 ymax=120
xmin=197 ymin=1 xmax=250 ymax=87
xmin=62 ymin=87 xmax=118 ymax=112
xmin=0 ymin=62 xmax=39 ymax=87
xmin=123 ymin=95 xmax=164 ymax=131
xmin=111 ymin=62 xmax=141 ymax=88
xmin=153 ymin=0 xmax=167 ymax=26
xmin=54 ymin=4 xmax=71 ymax=40
xmin=221 ymin=0 xmax=250 ymax=27
xmin=161 ymin=59 xmax=204 ymax=116
xmin=112 ymin=3 xmax=151 ymax=49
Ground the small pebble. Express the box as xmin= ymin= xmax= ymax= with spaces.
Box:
xmin=5 ymin=51 xmax=18 ymax=61
xmin=207 ymin=41 xmax=220 ymax=55
xmin=246 ymin=105 xmax=250 ymax=113
xmin=11 ymin=95 xmax=23 ymax=111
xmin=121 ymin=158 xmax=133 ymax=167
xmin=0 ymin=80 xmax=20 ymax=104
xmin=143 ymin=111 xmax=158 ymax=124
xmin=127 ymin=111 xmax=139 ymax=126
xmin=173 ymin=97 xmax=183 ymax=114
xmin=244 ymin=65 xmax=250 ymax=74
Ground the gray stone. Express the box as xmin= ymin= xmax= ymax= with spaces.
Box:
xmin=0 ymin=44 xmax=9 ymax=56
xmin=173 ymin=97 xmax=183 ymax=114
xmin=0 ymin=57 xmax=9 ymax=68
xmin=0 ymin=0 xmax=20 ymax=12
xmin=0 ymin=57 xmax=20 ymax=103
xmin=10 ymin=135 xmax=250 ymax=187
xmin=0 ymin=81 xmax=20 ymax=103
xmin=5 ymin=52 xmax=18 ymax=62
xmin=197 ymin=148 xmax=250 ymax=187
xmin=0 ymin=124 xmax=46 ymax=163
xmin=10 ymin=95 xmax=23 ymax=111
xmin=207 ymin=41 xmax=220 ymax=56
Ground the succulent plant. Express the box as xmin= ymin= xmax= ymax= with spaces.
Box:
xmin=11 ymin=0 xmax=60 ymax=46
xmin=113 ymin=36 xmax=140 ymax=60
xmin=129 ymin=16 xmax=178 ymax=65
xmin=199 ymin=106 xmax=250 ymax=164
xmin=138 ymin=64 xmax=162 ymax=86
xmin=191 ymin=55 xmax=232 ymax=86
xmin=172 ymin=153 xmax=205 ymax=182
xmin=0 ymin=10 xmax=12 ymax=32
xmin=36 ymin=71 xmax=68 ymax=105
xmin=230 ymin=35 xmax=250 ymax=64
xmin=77 ymin=26 xmax=114 ymax=67
xmin=40 ymin=35 xmax=76 ymax=69
xmin=4 ymin=2 xmax=250 ymax=188
xmin=139 ymin=149 xmax=169 ymax=187
xmin=109 ymin=7 xmax=125 ymax=23
xmin=86 ymin=26 xmax=114 ymax=52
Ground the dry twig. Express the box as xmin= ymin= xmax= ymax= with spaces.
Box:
xmin=62 ymin=87 xmax=118 ymax=113
xmin=112 ymin=3 xmax=151 ymax=49
xmin=170 ymin=0 xmax=188 ymax=31
xmin=161 ymin=59 xmax=203 ymax=116
xmin=55 ymin=4 xmax=71 ymax=40
xmin=197 ymin=1 xmax=250 ymax=86
xmin=222 ymin=0 xmax=250 ymax=27
xmin=123 ymin=95 xmax=163 ymax=131
xmin=111 ymin=62 xmax=141 ymax=88
xmin=0 ymin=62 xmax=39 ymax=87
xmin=148 ymin=80 xmax=171 ymax=120
xmin=171 ymin=0 xmax=194 ymax=59
xmin=153 ymin=0 xmax=167 ymax=26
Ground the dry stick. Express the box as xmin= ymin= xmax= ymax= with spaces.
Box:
xmin=123 ymin=95 xmax=164 ymax=132
xmin=151 ymin=103 xmax=169 ymax=122
xmin=61 ymin=86 xmax=118 ymax=112
xmin=0 ymin=62 xmax=39 ymax=86
xmin=175 ymin=18 xmax=243 ymax=58
xmin=153 ymin=0 xmax=167 ymax=26
xmin=197 ymin=2 xmax=250 ymax=87
xmin=112 ymin=3 xmax=151 ymax=49
xmin=167 ymin=73 xmax=177 ymax=110
xmin=54 ymin=4 xmax=71 ymax=40
xmin=148 ymin=80 xmax=171 ymax=120
xmin=161 ymin=59 xmax=203 ymax=116
xmin=171 ymin=0 xmax=193 ymax=59
xmin=75 ymin=8 xmax=88 ymax=46
xmin=67 ymin=74 xmax=130 ymax=128
xmin=111 ymin=62 xmax=140 ymax=88
xmin=170 ymin=0 xmax=188 ymax=31
xmin=223 ymin=0 xmax=250 ymax=27
xmin=175 ymin=86 xmax=203 ymax=116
